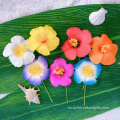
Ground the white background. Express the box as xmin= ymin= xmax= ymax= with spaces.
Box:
xmin=0 ymin=0 xmax=120 ymax=120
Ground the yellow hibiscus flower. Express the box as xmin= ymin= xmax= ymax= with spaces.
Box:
xmin=28 ymin=25 xmax=60 ymax=56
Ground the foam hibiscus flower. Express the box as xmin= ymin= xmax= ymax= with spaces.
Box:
xmin=22 ymin=56 xmax=50 ymax=86
xmin=74 ymin=57 xmax=102 ymax=85
xmin=28 ymin=25 xmax=60 ymax=56
xmin=3 ymin=36 xmax=35 ymax=67
xmin=61 ymin=27 xmax=92 ymax=60
xmin=49 ymin=58 xmax=74 ymax=87
xmin=89 ymin=34 xmax=118 ymax=65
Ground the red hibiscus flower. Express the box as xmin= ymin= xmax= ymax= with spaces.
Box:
xmin=61 ymin=27 xmax=92 ymax=60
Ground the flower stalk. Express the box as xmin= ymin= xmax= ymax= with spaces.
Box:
xmin=42 ymin=81 xmax=53 ymax=102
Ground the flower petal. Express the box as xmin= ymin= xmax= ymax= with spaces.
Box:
xmin=64 ymin=63 xmax=74 ymax=77
xmin=28 ymin=36 xmax=40 ymax=51
xmin=109 ymin=44 xmax=118 ymax=56
xmin=24 ymin=39 xmax=33 ymax=52
xmin=23 ymin=52 xmax=35 ymax=65
xmin=59 ymin=77 xmax=71 ymax=86
xmin=44 ymin=25 xmax=57 ymax=37
xmin=89 ymin=49 xmax=103 ymax=64
xmin=101 ymin=52 xmax=116 ymax=65
xmin=74 ymin=59 xmax=84 ymax=70
xmin=95 ymin=64 xmax=102 ymax=78
xmin=76 ymin=44 xmax=91 ymax=57
xmin=28 ymin=75 xmax=42 ymax=86
xmin=40 ymin=68 xmax=50 ymax=80
xmin=23 ymin=59 xmax=37 ymax=67
xmin=79 ymin=30 xmax=92 ymax=44
xmin=66 ymin=27 xmax=81 ymax=39
xmin=9 ymin=55 xmax=23 ymax=67
xmin=50 ymin=63 xmax=57 ymax=73
xmin=38 ymin=56 xmax=48 ymax=68
xmin=3 ymin=43 xmax=14 ymax=57
xmin=91 ymin=37 xmax=102 ymax=49
xmin=83 ymin=76 xmax=97 ymax=85
xmin=84 ymin=57 xmax=91 ymax=62
xmin=11 ymin=35 xmax=25 ymax=45
xmin=54 ymin=58 xmax=67 ymax=66
xmin=47 ymin=37 xmax=59 ymax=51
xmin=36 ymin=45 xmax=50 ymax=55
xmin=22 ymin=67 xmax=31 ymax=80
xmin=64 ymin=48 xmax=76 ymax=60
xmin=30 ymin=26 xmax=44 ymax=36
xmin=61 ymin=39 xmax=71 ymax=51
xmin=74 ymin=71 xmax=83 ymax=84
xmin=50 ymin=74 xmax=61 ymax=87
xmin=101 ymin=34 xmax=113 ymax=45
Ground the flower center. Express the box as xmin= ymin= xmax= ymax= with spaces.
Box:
xmin=41 ymin=39 xmax=47 ymax=44
xmin=29 ymin=64 xmax=42 ymax=76
xmin=53 ymin=66 xmax=65 ymax=75
xmin=13 ymin=43 xmax=26 ymax=57
xmin=82 ymin=65 xmax=94 ymax=77
xmin=36 ymin=35 xmax=47 ymax=44
xmin=69 ymin=38 xmax=79 ymax=47
xmin=100 ymin=45 xmax=109 ymax=53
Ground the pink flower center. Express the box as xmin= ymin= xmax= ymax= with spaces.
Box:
xmin=69 ymin=38 xmax=79 ymax=47
xmin=100 ymin=45 xmax=109 ymax=53
xmin=53 ymin=66 xmax=65 ymax=75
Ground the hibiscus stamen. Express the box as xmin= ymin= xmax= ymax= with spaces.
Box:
xmin=69 ymin=38 xmax=79 ymax=47
xmin=100 ymin=45 xmax=109 ymax=53
xmin=53 ymin=66 xmax=65 ymax=75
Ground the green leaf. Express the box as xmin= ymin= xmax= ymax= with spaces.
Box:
xmin=0 ymin=65 xmax=120 ymax=119
xmin=0 ymin=4 xmax=120 ymax=119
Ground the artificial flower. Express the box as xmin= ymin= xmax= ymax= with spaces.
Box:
xmin=28 ymin=25 xmax=60 ymax=56
xmin=61 ymin=27 xmax=92 ymax=60
xmin=22 ymin=56 xmax=50 ymax=86
xmin=74 ymin=57 xmax=102 ymax=85
xmin=49 ymin=58 xmax=74 ymax=87
xmin=89 ymin=34 xmax=118 ymax=65
xmin=3 ymin=35 xmax=35 ymax=67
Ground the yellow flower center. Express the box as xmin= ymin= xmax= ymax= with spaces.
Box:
xmin=100 ymin=45 xmax=109 ymax=53
xmin=69 ymin=38 xmax=79 ymax=47
xmin=29 ymin=64 xmax=42 ymax=76
xmin=13 ymin=43 xmax=26 ymax=57
xmin=82 ymin=65 xmax=94 ymax=77
xmin=54 ymin=66 xmax=65 ymax=75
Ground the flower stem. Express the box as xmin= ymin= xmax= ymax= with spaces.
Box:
xmin=66 ymin=86 xmax=68 ymax=104
xmin=84 ymin=85 xmax=86 ymax=106
xmin=42 ymin=81 xmax=53 ymax=102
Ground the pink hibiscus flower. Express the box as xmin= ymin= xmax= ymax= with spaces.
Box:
xmin=49 ymin=58 xmax=74 ymax=87
xmin=61 ymin=27 xmax=92 ymax=60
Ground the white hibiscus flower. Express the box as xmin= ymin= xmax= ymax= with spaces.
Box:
xmin=3 ymin=35 xmax=35 ymax=67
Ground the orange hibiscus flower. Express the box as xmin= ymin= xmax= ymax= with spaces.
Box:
xmin=89 ymin=34 xmax=118 ymax=65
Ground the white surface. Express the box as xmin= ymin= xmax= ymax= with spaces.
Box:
xmin=85 ymin=107 xmax=120 ymax=120
xmin=0 ymin=0 xmax=120 ymax=24
xmin=0 ymin=93 xmax=9 ymax=99
xmin=0 ymin=0 xmax=120 ymax=120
